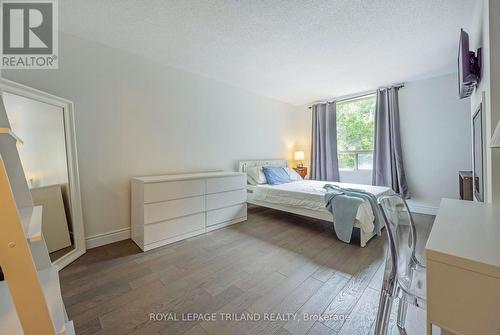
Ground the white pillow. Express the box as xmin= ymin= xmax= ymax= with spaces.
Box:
xmin=285 ymin=167 xmax=303 ymax=181
xmin=246 ymin=173 xmax=257 ymax=185
xmin=246 ymin=166 xmax=268 ymax=184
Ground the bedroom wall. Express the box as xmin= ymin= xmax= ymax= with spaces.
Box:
xmin=1 ymin=33 xmax=304 ymax=247
xmin=469 ymin=0 xmax=500 ymax=204
xmin=399 ymin=74 xmax=471 ymax=212
xmin=490 ymin=0 xmax=500 ymax=204
xmin=469 ymin=0 xmax=492 ymax=203
xmin=297 ymin=73 xmax=472 ymax=213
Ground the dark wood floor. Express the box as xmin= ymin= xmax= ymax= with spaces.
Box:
xmin=60 ymin=206 xmax=434 ymax=335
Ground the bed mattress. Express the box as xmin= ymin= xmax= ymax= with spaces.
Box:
xmin=247 ymin=180 xmax=393 ymax=233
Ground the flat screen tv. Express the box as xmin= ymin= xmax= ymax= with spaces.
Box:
xmin=473 ymin=103 xmax=483 ymax=202
xmin=458 ymin=29 xmax=481 ymax=99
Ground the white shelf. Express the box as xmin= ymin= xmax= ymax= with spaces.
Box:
xmin=0 ymin=265 xmax=66 ymax=334
xmin=19 ymin=206 xmax=43 ymax=242
xmin=63 ymin=321 xmax=75 ymax=335
xmin=0 ymin=95 xmax=72 ymax=335
xmin=19 ymin=205 xmax=52 ymax=270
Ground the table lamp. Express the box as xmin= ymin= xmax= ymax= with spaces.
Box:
xmin=294 ymin=151 xmax=304 ymax=167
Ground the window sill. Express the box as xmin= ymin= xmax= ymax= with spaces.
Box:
xmin=339 ymin=169 xmax=373 ymax=172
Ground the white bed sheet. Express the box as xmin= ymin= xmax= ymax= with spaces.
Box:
xmin=248 ymin=180 xmax=393 ymax=233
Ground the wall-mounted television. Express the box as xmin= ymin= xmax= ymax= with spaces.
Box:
xmin=458 ymin=29 xmax=481 ymax=99
xmin=473 ymin=103 xmax=483 ymax=202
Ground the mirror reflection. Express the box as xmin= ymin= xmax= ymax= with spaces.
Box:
xmin=4 ymin=92 xmax=74 ymax=262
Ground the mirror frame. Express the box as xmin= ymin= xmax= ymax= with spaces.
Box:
xmin=0 ymin=77 xmax=85 ymax=270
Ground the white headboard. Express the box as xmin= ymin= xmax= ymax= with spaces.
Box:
xmin=238 ymin=159 xmax=288 ymax=173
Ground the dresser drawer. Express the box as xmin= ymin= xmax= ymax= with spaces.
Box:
xmin=144 ymin=213 xmax=205 ymax=244
xmin=207 ymin=203 xmax=247 ymax=227
xmin=206 ymin=189 xmax=246 ymax=211
xmin=144 ymin=180 xmax=205 ymax=203
xmin=144 ymin=196 xmax=205 ymax=224
xmin=427 ymin=259 xmax=500 ymax=334
xmin=206 ymin=175 xmax=246 ymax=194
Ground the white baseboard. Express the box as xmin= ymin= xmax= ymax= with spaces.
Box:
xmin=407 ymin=202 xmax=439 ymax=216
xmin=85 ymin=227 xmax=131 ymax=249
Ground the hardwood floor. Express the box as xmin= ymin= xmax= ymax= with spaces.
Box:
xmin=60 ymin=205 xmax=434 ymax=335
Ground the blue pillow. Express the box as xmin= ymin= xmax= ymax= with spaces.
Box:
xmin=262 ymin=166 xmax=292 ymax=185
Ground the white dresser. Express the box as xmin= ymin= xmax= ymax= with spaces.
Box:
xmin=426 ymin=199 xmax=500 ymax=335
xmin=131 ymin=171 xmax=247 ymax=251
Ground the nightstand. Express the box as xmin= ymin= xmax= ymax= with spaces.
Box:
xmin=293 ymin=167 xmax=307 ymax=179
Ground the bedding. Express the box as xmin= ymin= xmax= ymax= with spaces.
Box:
xmin=324 ymin=184 xmax=383 ymax=243
xmin=246 ymin=166 xmax=267 ymax=185
xmin=262 ymin=166 xmax=292 ymax=185
xmin=284 ymin=167 xmax=303 ymax=181
xmin=248 ymin=180 xmax=392 ymax=234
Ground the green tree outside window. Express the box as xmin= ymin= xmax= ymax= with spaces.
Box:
xmin=337 ymin=95 xmax=376 ymax=170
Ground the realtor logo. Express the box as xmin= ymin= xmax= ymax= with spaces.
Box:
xmin=1 ymin=0 xmax=58 ymax=69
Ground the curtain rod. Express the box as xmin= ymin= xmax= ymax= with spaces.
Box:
xmin=308 ymin=83 xmax=405 ymax=109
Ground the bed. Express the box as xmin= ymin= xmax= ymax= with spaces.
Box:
xmin=239 ymin=159 xmax=393 ymax=247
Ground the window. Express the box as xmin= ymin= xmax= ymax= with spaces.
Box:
xmin=336 ymin=94 xmax=376 ymax=170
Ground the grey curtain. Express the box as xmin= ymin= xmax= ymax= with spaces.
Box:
xmin=372 ymin=87 xmax=410 ymax=198
xmin=310 ymin=102 xmax=340 ymax=181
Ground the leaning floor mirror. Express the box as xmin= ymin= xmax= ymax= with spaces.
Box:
xmin=0 ymin=78 xmax=85 ymax=269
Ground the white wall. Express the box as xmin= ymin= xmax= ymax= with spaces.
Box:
xmin=399 ymin=74 xmax=471 ymax=210
xmin=296 ymin=73 xmax=472 ymax=211
xmin=469 ymin=0 xmax=500 ymax=204
xmin=3 ymin=92 xmax=68 ymax=188
xmin=2 ymin=33 xmax=303 ymax=242
xmin=491 ymin=0 xmax=500 ymax=204
xmin=469 ymin=0 xmax=492 ymax=203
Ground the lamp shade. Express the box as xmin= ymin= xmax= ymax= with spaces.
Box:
xmin=491 ymin=120 xmax=500 ymax=148
xmin=294 ymin=151 xmax=305 ymax=161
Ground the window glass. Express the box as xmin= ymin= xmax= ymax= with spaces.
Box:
xmin=337 ymin=95 xmax=376 ymax=170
